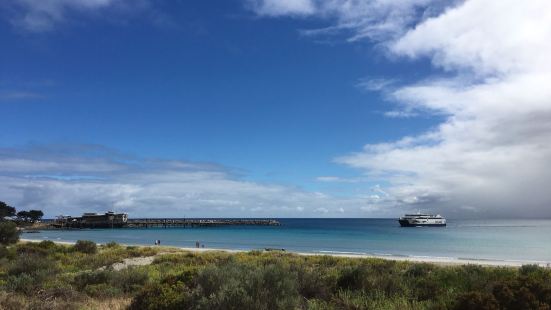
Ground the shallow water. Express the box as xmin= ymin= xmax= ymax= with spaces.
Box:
xmin=23 ymin=219 xmax=551 ymax=263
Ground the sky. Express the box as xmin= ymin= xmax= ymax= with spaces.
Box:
xmin=1 ymin=0 xmax=550 ymax=218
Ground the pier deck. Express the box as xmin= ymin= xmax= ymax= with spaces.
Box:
xmin=125 ymin=219 xmax=280 ymax=228
xmin=48 ymin=218 xmax=281 ymax=229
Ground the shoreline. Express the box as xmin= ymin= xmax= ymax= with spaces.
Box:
xmin=20 ymin=238 xmax=551 ymax=268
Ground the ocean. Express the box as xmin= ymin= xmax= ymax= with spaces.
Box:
xmin=22 ymin=218 xmax=551 ymax=263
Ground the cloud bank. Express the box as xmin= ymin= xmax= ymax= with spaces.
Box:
xmin=0 ymin=145 xmax=371 ymax=218
xmin=251 ymin=0 xmax=551 ymax=218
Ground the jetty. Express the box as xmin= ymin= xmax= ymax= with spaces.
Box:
xmin=126 ymin=218 xmax=280 ymax=228
xmin=49 ymin=211 xmax=280 ymax=229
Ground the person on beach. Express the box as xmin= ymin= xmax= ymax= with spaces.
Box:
xmin=195 ymin=241 xmax=200 ymax=248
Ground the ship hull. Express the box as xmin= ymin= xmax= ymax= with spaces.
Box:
xmin=398 ymin=219 xmax=446 ymax=227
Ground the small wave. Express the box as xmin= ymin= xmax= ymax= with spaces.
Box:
xmin=457 ymin=257 xmax=551 ymax=264
xmin=410 ymin=255 xmax=458 ymax=260
xmin=318 ymin=250 xmax=366 ymax=255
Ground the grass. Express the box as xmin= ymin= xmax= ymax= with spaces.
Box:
xmin=0 ymin=240 xmax=550 ymax=309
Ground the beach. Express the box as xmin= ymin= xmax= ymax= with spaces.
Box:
xmin=5 ymin=235 xmax=551 ymax=309
xmin=20 ymin=238 xmax=551 ymax=268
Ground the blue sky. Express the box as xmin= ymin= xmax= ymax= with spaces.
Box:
xmin=1 ymin=1 xmax=434 ymax=187
xmin=1 ymin=0 xmax=550 ymax=218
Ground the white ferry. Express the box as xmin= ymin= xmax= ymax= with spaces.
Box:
xmin=398 ymin=213 xmax=446 ymax=227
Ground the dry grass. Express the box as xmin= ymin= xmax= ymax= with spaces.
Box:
xmin=81 ymin=297 xmax=132 ymax=310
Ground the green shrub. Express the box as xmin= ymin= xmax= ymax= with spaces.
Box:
xmin=38 ymin=240 xmax=57 ymax=249
xmin=73 ymin=240 xmax=97 ymax=254
xmin=453 ymin=291 xmax=499 ymax=310
xmin=84 ymin=283 xmax=122 ymax=298
xmin=130 ymin=282 xmax=191 ymax=310
xmin=0 ymin=222 xmax=19 ymax=245
xmin=161 ymin=267 xmax=199 ymax=286
xmin=414 ymin=276 xmax=444 ymax=301
xmin=16 ymin=242 xmax=50 ymax=256
xmin=73 ymin=270 xmax=111 ymax=291
xmin=296 ymin=267 xmax=333 ymax=300
xmin=405 ymin=263 xmax=435 ymax=278
xmin=336 ymin=265 xmax=366 ymax=291
xmin=0 ymin=245 xmax=8 ymax=259
xmin=492 ymin=282 xmax=515 ymax=308
xmin=134 ymin=261 xmax=300 ymax=310
xmin=5 ymin=274 xmax=36 ymax=294
xmin=110 ymin=268 xmax=149 ymax=293
xmin=8 ymin=253 xmax=58 ymax=278
xmin=104 ymin=241 xmax=120 ymax=248
xmin=194 ymin=261 xmax=299 ymax=310
xmin=520 ymin=264 xmax=543 ymax=276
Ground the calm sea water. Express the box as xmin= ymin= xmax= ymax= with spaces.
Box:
xmin=22 ymin=219 xmax=551 ymax=263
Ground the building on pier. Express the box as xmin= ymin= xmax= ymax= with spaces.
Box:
xmin=55 ymin=211 xmax=128 ymax=228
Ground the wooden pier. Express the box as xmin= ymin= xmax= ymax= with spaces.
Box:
xmin=125 ymin=218 xmax=280 ymax=228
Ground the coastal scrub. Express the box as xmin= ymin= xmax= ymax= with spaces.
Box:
xmin=0 ymin=241 xmax=550 ymax=309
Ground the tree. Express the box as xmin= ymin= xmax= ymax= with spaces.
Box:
xmin=0 ymin=221 xmax=19 ymax=245
xmin=17 ymin=211 xmax=31 ymax=222
xmin=28 ymin=210 xmax=44 ymax=222
xmin=0 ymin=201 xmax=16 ymax=220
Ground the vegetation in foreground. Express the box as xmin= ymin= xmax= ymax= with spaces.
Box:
xmin=0 ymin=240 xmax=550 ymax=310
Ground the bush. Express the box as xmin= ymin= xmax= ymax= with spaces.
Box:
xmin=73 ymin=270 xmax=111 ymax=291
xmin=130 ymin=282 xmax=191 ymax=310
xmin=16 ymin=242 xmax=50 ymax=256
xmin=296 ymin=267 xmax=333 ymax=300
xmin=8 ymin=253 xmax=58 ymax=278
xmin=38 ymin=240 xmax=57 ymax=249
xmin=84 ymin=283 xmax=122 ymax=298
xmin=0 ymin=221 xmax=19 ymax=245
xmin=453 ymin=291 xmax=499 ymax=310
xmin=104 ymin=241 xmax=120 ymax=248
xmin=5 ymin=274 xmax=36 ymax=294
xmin=110 ymin=268 xmax=149 ymax=293
xmin=336 ymin=265 xmax=366 ymax=291
xmin=414 ymin=276 xmax=443 ymax=301
xmin=0 ymin=245 xmax=8 ymax=259
xmin=194 ymin=261 xmax=299 ymax=309
xmin=132 ymin=261 xmax=300 ymax=310
xmin=405 ymin=263 xmax=435 ymax=278
xmin=73 ymin=240 xmax=97 ymax=254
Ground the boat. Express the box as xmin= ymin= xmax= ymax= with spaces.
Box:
xmin=398 ymin=213 xmax=446 ymax=227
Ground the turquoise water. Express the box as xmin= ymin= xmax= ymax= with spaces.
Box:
xmin=23 ymin=219 xmax=551 ymax=263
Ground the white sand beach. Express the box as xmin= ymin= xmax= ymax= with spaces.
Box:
xmin=20 ymin=238 xmax=551 ymax=268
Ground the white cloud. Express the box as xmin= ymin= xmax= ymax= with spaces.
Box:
xmin=338 ymin=0 xmax=551 ymax=217
xmin=391 ymin=0 xmax=551 ymax=76
xmin=314 ymin=207 xmax=329 ymax=214
xmin=0 ymin=91 xmax=42 ymax=101
xmin=356 ymin=78 xmax=397 ymax=92
xmin=251 ymin=0 xmax=551 ymax=217
xmin=249 ymin=0 xmax=454 ymax=41
xmin=315 ymin=176 xmax=369 ymax=183
xmin=246 ymin=0 xmax=315 ymax=17
xmin=0 ymin=145 xmax=372 ymax=218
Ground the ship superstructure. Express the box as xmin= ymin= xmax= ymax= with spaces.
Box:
xmin=398 ymin=213 xmax=446 ymax=227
